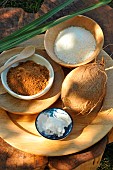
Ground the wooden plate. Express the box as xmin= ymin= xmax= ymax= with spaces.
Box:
xmin=0 ymin=50 xmax=113 ymax=156
xmin=0 ymin=48 xmax=64 ymax=114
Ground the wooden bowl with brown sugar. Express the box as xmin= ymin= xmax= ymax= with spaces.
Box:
xmin=44 ymin=15 xmax=104 ymax=68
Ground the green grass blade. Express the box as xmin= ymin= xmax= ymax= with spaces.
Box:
xmin=0 ymin=0 xmax=76 ymax=43
xmin=0 ymin=0 xmax=112 ymax=52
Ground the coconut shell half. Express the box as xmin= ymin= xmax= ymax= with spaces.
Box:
xmin=61 ymin=60 xmax=107 ymax=115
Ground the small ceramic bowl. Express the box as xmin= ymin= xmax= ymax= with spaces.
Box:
xmin=35 ymin=108 xmax=73 ymax=140
xmin=44 ymin=15 xmax=104 ymax=68
xmin=1 ymin=53 xmax=54 ymax=100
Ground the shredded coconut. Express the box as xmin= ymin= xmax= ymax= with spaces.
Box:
xmin=54 ymin=26 xmax=96 ymax=64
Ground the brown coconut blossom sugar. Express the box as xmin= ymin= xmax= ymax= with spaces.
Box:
xmin=7 ymin=60 xmax=49 ymax=96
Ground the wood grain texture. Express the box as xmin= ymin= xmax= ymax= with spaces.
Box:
xmin=48 ymin=136 xmax=107 ymax=170
xmin=0 ymin=47 xmax=64 ymax=114
xmin=0 ymin=50 xmax=112 ymax=157
xmin=0 ymin=0 xmax=113 ymax=169
xmin=0 ymin=132 xmax=107 ymax=170
xmin=0 ymin=137 xmax=48 ymax=170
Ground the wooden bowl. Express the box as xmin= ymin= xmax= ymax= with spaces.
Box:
xmin=44 ymin=15 xmax=104 ymax=68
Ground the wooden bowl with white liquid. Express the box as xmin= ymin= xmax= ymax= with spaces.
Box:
xmin=44 ymin=15 xmax=104 ymax=68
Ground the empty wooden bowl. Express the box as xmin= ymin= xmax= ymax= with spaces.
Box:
xmin=44 ymin=15 xmax=104 ymax=68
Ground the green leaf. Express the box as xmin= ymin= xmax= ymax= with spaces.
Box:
xmin=0 ymin=0 xmax=75 ymax=43
xmin=0 ymin=0 xmax=112 ymax=52
xmin=99 ymin=0 xmax=111 ymax=2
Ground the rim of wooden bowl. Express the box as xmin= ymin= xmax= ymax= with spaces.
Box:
xmin=44 ymin=15 xmax=104 ymax=68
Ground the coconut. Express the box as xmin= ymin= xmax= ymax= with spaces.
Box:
xmin=61 ymin=60 xmax=107 ymax=115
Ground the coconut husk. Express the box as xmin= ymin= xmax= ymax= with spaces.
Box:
xmin=61 ymin=59 xmax=107 ymax=115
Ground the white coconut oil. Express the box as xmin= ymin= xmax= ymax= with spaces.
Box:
xmin=36 ymin=109 xmax=72 ymax=138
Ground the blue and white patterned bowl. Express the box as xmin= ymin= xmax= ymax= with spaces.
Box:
xmin=35 ymin=108 xmax=73 ymax=140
